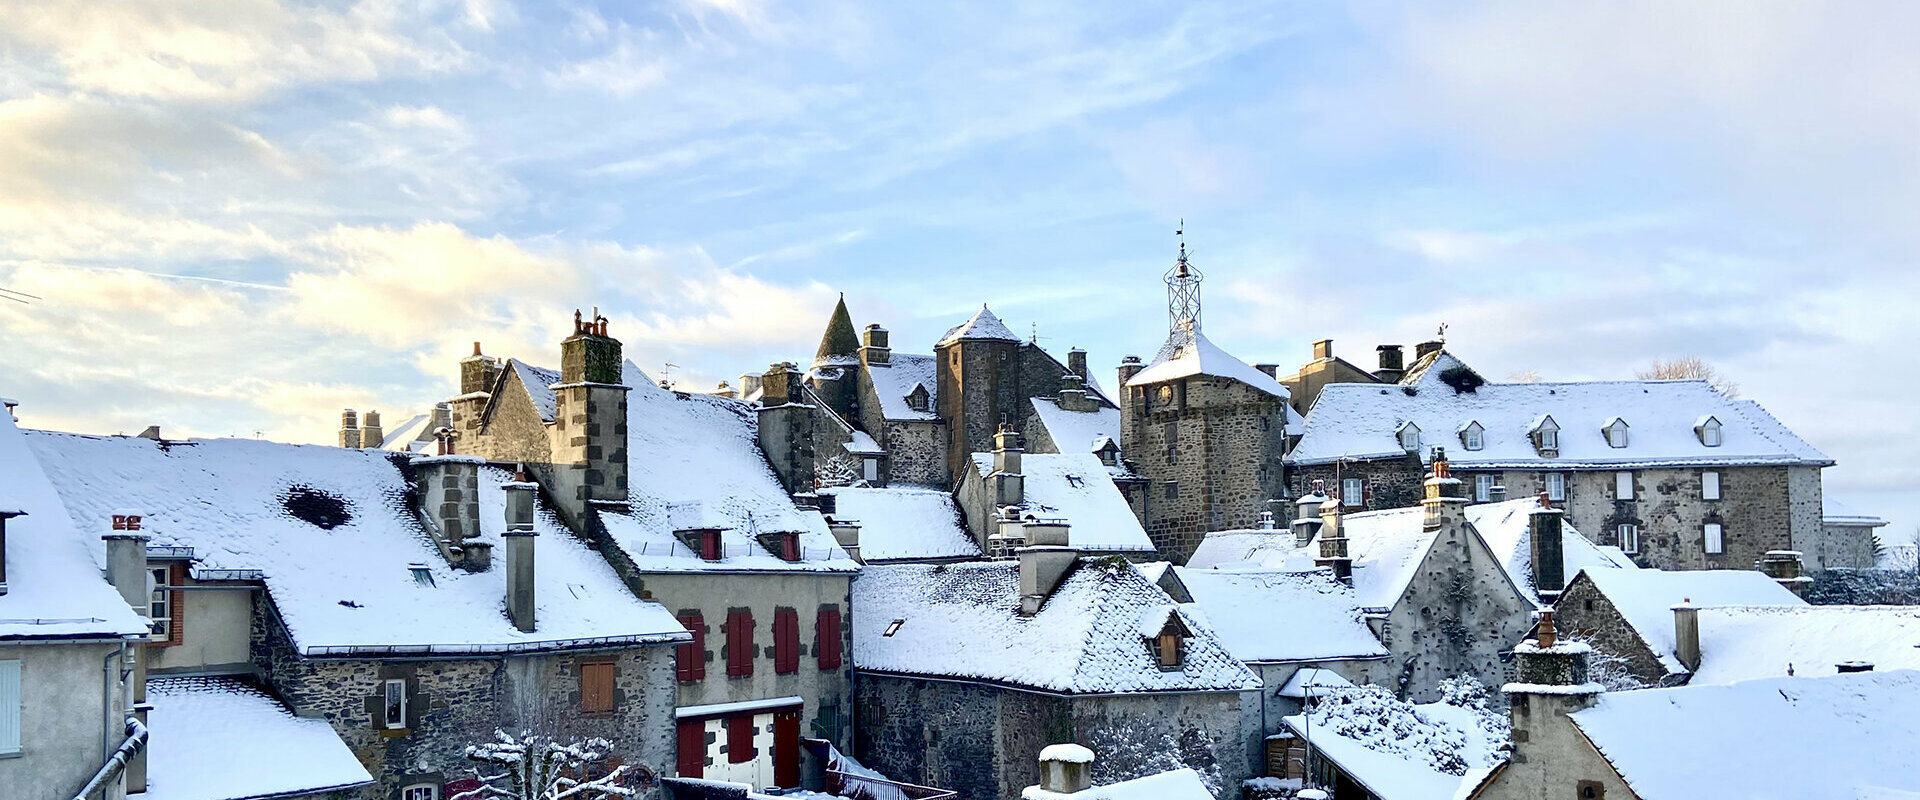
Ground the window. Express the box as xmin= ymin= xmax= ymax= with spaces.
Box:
xmin=1702 ymin=471 xmax=1721 ymax=501
xmin=1461 ymin=422 xmax=1484 ymax=451
xmin=883 ymin=618 xmax=904 ymax=637
xmin=1617 ymin=524 xmax=1640 ymax=555
xmin=401 ymin=784 xmax=440 ymax=800
xmin=906 ymin=385 xmax=929 ymax=412
xmin=581 ymin=661 xmax=616 ymax=713
xmin=1532 ymin=415 xmax=1560 ymax=456
xmin=1164 ymin=482 xmax=1179 ymax=500
xmin=1696 ymin=416 xmax=1723 ymax=447
xmin=862 ymin=458 xmax=878 ymax=483
xmin=1342 ymin=477 xmax=1364 ymax=508
xmin=0 ymin=659 xmax=19 ymax=756
xmin=726 ymin=610 xmax=755 ymax=677
xmin=816 ymin=608 xmax=843 ymax=670
xmin=1615 ymin=471 xmax=1634 ymax=501
xmin=773 ymin=608 xmax=799 ymax=674
xmin=1578 ymin=780 xmax=1606 ymax=799
xmin=1546 ymin=473 xmax=1566 ymax=502
xmin=1604 ymin=419 xmax=1630 ymax=448
xmin=1704 ymin=523 xmax=1724 ymax=555
xmin=676 ymin=613 xmax=705 ymax=682
xmin=1540 ymin=428 xmax=1559 ymax=452
xmin=382 ymin=679 xmax=408 ymax=730
xmin=1156 ymin=632 xmax=1182 ymax=668
xmin=1397 ymin=422 xmax=1421 ymax=453
xmin=149 ymin=566 xmax=172 ymax=640
xmin=726 ymin=716 xmax=756 ymax=764
xmin=1474 ymin=474 xmax=1495 ymax=503
xmin=1163 ymin=422 xmax=1178 ymax=464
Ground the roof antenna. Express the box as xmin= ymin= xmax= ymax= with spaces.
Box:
xmin=0 ymin=286 xmax=39 ymax=305
xmin=1437 ymin=322 xmax=1449 ymax=342
xmin=661 ymin=361 xmax=678 ymax=389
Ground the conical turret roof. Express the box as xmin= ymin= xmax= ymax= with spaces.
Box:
xmin=814 ymin=294 xmax=861 ymax=366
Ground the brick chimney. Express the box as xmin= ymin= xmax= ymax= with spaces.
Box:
xmin=503 ymin=479 xmax=538 ymax=632
xmin=338 ymin=409 xmax=361 ymax=449
xmin=1375 ymin=344 xmax=1405 ymax=383
xmin=1528 ymin=492 xmax=1567 ymax=603
xmin=1034 ymin=743 xmax=1093 ymax=794
xmin=552 ymin=310 xmax=630 ymax=520
xmin=1019 ymin=520 xmax=1077 ymax=615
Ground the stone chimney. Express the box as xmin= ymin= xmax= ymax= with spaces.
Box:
xmin=1058 ymin=373 xmax=1093 ymax=412
xmin=1316 ymin=494 xmax=1351 ymax=584
xmin=1312 ymin=339 xmax=1334 ymax=360
xmin=359 ymin=410 xmax=384 ymax=450
xmin=1375 ymin=344 xmax=1405 ymax=383
xmin=1415 ymin=340 xmax=1444 ymax=359
xmin=451 ymin=343 xmax=501 ymax=454
xmin=103 ymin=511 xmax=151 ymax=622
xmin=1421 ymin=448 xmax=1468 ymax=532
xmin=1067 ymin=348 xmax=1089 ymax=381
xmin=992 ymin=424 xmax=1025 ymax=506
xmin=827 ymin=516 xmax=862 ymax=563
xmin=552 ymin=310 xmax=630 ymax=520
xmin=1673 ymin=601 xmax=1701 ymax=672
xmin=1503 ymin=612 xmax=1601 ymax=797
xmin=1116 ymin=355 xmax=1144 ymax=390
xmin=860 ymin=324 xmax=891 ymax=366
xmin=1293 ymin=479 xmax=1327 ymax=547
xmin=1756 ymin=550 xmax=1812 ymax=597
xmin=503 ymin=479 xmax=538 ymax=632
xmin=1512 ymin=611 xmax=1598 ymax=689
xmin=415 ymin=455 xmax=489 ymax=571
xmin=1528 ymin=493 xmax=1567 ymax=603
xmin=737 ymin=372 xmax=763 ymax=399
xmin=757 ymin=362 xmax=817 ymax=495
xmin=1019 ymin=521 xmax=1077 ymax=615
xmin=339 ymin=409 xmax=361 ymax=449
xmin=1255 ymin=364 xmax=1280 ymax=378
xmin=1034 ymin=743 xmax=1094 ymax=795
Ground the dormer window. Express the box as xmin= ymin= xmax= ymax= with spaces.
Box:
xmin=1604 ymin=418 xmax=1630 ymax=449
xmin=1146 ymin=613 xmax=1192 ymax=670
xmin=408 ymin=564 xmax=435 ymax=588
xmin=1094 ymin=437 xmax=1121 ymax=467
xmin=1460 ymin=421 xmax=1485 ymax=451
xmin=906 ymin=384 xmax=930 ymax=413
xmin=758 ymin=532 xmax=802 ymax=562
xmin=1531 ymin=415 xmax=1560 ymax=457
xmin=1695 ymin=416 xmax=1723 ymax=447
xmin=675 ymin=528 xmax=725 ymax=560
xmin=1396 ymin=421 xmax=1422 ymax=453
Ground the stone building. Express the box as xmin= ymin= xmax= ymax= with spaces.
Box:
xmin=952 ymin=425 xmax=1157 ymax=557
xmin=1286 ymin=347 xmax=1841 ymax=572
xmin=1550 ymin=567 xmax=1805 ymax=687
xmin=1275 ymin=338 xmax=1399 ymax=417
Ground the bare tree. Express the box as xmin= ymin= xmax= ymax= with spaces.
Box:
xmin=453 ymin=730 xmax=651 ymax=800
xmin=1636 ymin=357 xmax=1739 ymax=398
xmin=1507 ymin=369 xmax=1543 ymax=383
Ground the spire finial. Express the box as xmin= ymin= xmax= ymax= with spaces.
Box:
xmin=1164 ymin=219 xmax=1202 ymax=333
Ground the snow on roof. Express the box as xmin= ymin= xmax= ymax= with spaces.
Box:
xmin=1278 ymin=667 xmax=1354 ymax=698
xmin=1039 ymin=743 xmax=1095 ymax=763
xmin=1824 ymin=497 xmax=1890 ymax=527
xmin=1398 ymin=350 xmax=1478 ymax=389
xmin=1021 ymin=767 xmax=1214 ymax=800
xmin=24 ymin=431 xmax=686 ymax=653
xmin=1185 ymin=530 xmax=1299 ymax=572
xmin=601 ymin=362 xmax=858 ymax=574
xmin=867 ymin=352 xmax=940 ymax=421
xmin=1690 ymin=606 xmax=1920 ymax=684
xmin=1280 ymin=713 xmax=1467 ymax=800
xmin=853 ymin=559 xmax=1259 ymax=694
xmin=1174 ymin=567 xmax=1388 ymax=663
xmin=377 ymin=412 xmax=434 ymax=452
xmin=1288 ymin=376 xmax=1829 ymax=468
xmin=0 ymin=406 xmax=149 ymax=640
xmin=507 ymin=359 xmax=563 ymax=423
xmin=1030 ymin=397 xmax=1122 ymax=455
xmin=1127 ymin=326 xmax=1288 ymax=399
xmin=971 ymin=452 xmax=1156 ymax=552
xmin=1465 ymin=500 xmax=1638 ymax=607
xmin=817 ymin=486 xmax=980 ymax=562
xmin=1578 ymin=568 xmax=1806 ymax=675
xmin=1571 ymin=670 xmax=1920 ymax=799
xmin=143 ymin=677 xmax=372 ymax=800
xmin=938 ymin=305 xmax=1021 ymax=346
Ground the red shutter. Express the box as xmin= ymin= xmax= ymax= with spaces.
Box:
xmin=816 ymin=608 xmax=843 ymax=670
xmin=726 ymin=715 xmax=755 ymax=763
xmin=676 ymin=613 xmax=705 ymax=682
xmin=167 ymin=563 xmax=186 ymax=646
xmin=774 ymin=608 xmax=798 ymax=674
xmin=773 ymin=712 xmax=800 ymax=787
xmin=676 ymin=720 xmax=705 ymax=778
xmin=727 ymin=610 xmax=754 ymax=677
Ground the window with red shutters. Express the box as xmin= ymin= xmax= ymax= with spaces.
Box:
xmin=816 ymin=608 xmax=843 ymax=670
xmin=726 ymin=715 xmax=755 ymax=763
xmin=726 ymin=610 xmax=754 ymax=677
xmin=676 ymin=613 xmax=705 ymax=682
xmin=773 ymin=608 xmax=799 ymax=674
xmin=676 ymin=720 xmax=704 ymax=778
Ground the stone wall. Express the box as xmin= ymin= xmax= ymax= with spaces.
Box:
xmin=1288 ymin=455 xmax=1425 ymax=515
xmin=551 ymin=383 xmax=630 ymax=522
xmin=1552 ymin=576 xmax=1672 ymax=686
xmin=1123 ymin=377 xmax=1287 ymax=561
xmin=936 ymin=339 xmax=1018 ymax=483
xmin=1820 ymin=524 xmax=1884 ymax=571
xmin=1478 ymin=692 xmax=1628 ymax=800
xmin=1383 ymin=511 xmax=1538 ymax=702
xmin=879 ymin=420 xmax=945 ymax=489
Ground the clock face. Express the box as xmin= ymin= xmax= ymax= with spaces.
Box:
xmin=1156 ymin=385 xmax=1174 ymax=404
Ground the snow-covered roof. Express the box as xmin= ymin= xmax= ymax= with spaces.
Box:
xmin=852 ymin=558 xmax=1259 ymax=694
xmin=1278 ymin=667 xmax=1354 ymax=698
xmin=1128 ymin=325 xmax=1288 ymax=399
xmin=1191 ymin=508 xmax=1440 ymax=610
xmin=867 ymin=352 xmax=940 ymax=421
xmin=600 ymin=362 xmax=858 ymax=574
xmin=937 ymin=305 xmax=1021 ymax=346
xmin=1465 ymin=500 xmax=1638 ymax=607
xmin=1030 ymin=397 xmax=1122 ymax=456
xmin=377 ymin=412 xmax=436 ymax=453
xmin=1690 ymin=606 xmax=1920 ymax=684
xmin=1288 ymin=372 xmax=1830 ymax=468
xmin=0 ymin=405 xmax=149 ymax=641
xmin=971 ymin=452 xmax=1156 ymax=552
xmin=507 ymin=359 xmax=562 ymax=423
xmin=143 ymin=677 xmax=372 ymax=800
xmin=1174 ymin=567 xmax=1388 ymax=663
xmin=25 ymin=431 xmax=687 ymax=654
xmin=817 ymin=486 xmax=980 ymax=562
xmin=1280 ymin=714 xmax=1468 ymax=800
xmin=1577 ymin=568 xmax=1806 ymax=675
xmin=1021 ymin=767 xmax=1214 ymax=800
xmin=1824 ymin=497 xmax=1889 ymax=527
xmin=1570 ymin=671 xmax=1920 ymax=799
xmin=1397 ymin=350 xmax=1479 ymax=389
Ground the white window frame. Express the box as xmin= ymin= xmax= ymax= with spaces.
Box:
xmin=1546 ymin=473 xmax=1566 ymax=502
xmin=1539 ymin=428 xmax=1559 ymax=452
xmin=1615 ymin=471 xmax=1635 ymax=501
xmin=1605 ymin=420 xmax=1630 ymax=448
xmin=1462 ymin=425 xmax=1484 ymax=451
xmin=1704 ymin=522 xmax=1724 ymax=555
xmin=1342 ymin=477 xmax=1364 ymax=508
xmin=862 ymin=458 xmax=878 ymax=482
xmin=382 ymin=679 xmax=408 ymax=730
xmin=149 ymin=566 xmax=172 ymax=639
xmin=1702 ymin=471 xmax=1721 ymax=501
xmin=401 ymin=784 xmax=440 ymax=800
xmin=1398 ymin=423 xmax=1421 ymax=453
xmin=1699 ymin=418 xmax=1723 ymax=447
xmin=1617 ymin=524 xmax=1640 ymax=555
xmin=1474 ymin=474 xmax=1495 ymax=503
xmin=0 ymin=659 xmax=20 ymax=756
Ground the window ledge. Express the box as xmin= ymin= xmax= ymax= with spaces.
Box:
xmin=0 ymin=749 xmax=21 ymax=760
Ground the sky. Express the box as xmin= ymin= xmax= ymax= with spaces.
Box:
xmin=0 ymin=0 xmax=1915 ymax=541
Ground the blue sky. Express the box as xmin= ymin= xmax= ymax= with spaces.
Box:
xmin=1 ymin=0 xmax=1915 ymax=539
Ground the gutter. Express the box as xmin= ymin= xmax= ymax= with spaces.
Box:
xmin=72 ymin=716 xmax=147 ymax=800
xmin=851 ymin=667 xmax=1258 ymax=699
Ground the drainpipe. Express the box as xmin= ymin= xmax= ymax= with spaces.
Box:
xmin=76 ymin=640 xmax=145 ymax=800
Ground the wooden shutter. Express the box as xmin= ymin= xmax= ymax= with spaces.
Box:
xmin=676 ymin=720 xmax=705 ymax=777
xmin=581 ymin=662 xmax=615 ymax=713
xmin=773 ymin=712 xmax=801 ymax=787
xmin=676 ymin=613 xmax=705 ymax=682
xmin=1705 ymin=523 xmax=1724 ymax=555
xmin=726 ymin=715 xmax=755 ymax=763
xmin=816 ymin=608 xmax=843 ymax=670
xmin=166 ymin=563 xmax=186 ymax=646
xmin=1703 ymin=471 xmax=1721 ymax=501
xmin=1616 ymin=471 xmax=1634 ymax=500
xmin=0 ymin=660 xmax=19 ymax=755
xmin=727 ymin=610 xmax=754 ymax=677
xmin=774 ymin=608 xmax=798 ymax=674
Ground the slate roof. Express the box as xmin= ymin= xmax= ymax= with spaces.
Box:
xmin=867 ymin=352 xmax=940 ymax=422
xmin=817 ymin=486 xmax=980 ymax=562
xmin=1824 ymin=497 xmax=1889 ymax=527
xmin=1174 ymin=567 xmax=1389 ymax=663
xmin=1690 ymin=605 xmax=1920 ymax=684
xmin=1467 ymin=499 xmax=1637 ymax=606
xmin=971 ymin=452 xmax=1156 ymax=552
xmin=144 ymin=677 xmax=373 ymax=800
xmin=853 ymin=558 xmax=1259 ymax=694
xmin=1576 ymin=568 xmax=1806 ymax=675
xmin=1030 ymin=397 xmax=1122 ymax=457
xmin=1128 ymin=325 xmax=1289 ymax=399
xmin=937 ymin=305 xmax=1020 ymax=345
xmin=814 ymin=295 xmax=861 ymax=365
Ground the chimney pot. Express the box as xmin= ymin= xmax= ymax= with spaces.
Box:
xmin=1036 ymin=744 xmax=1094 ymax=794
xmin=103 ymin=511 xmax=152 ymax=620
xmin=1674 ymin=602 xmax=1701 ymax=672
xmin=1312 ymin=339 xmax=1333 ymax=360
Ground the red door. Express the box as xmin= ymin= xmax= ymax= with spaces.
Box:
xmin=676 ymin=720 xmax=705 ymax=778
xmin=773 ymin=711 xmax=801 ymax=788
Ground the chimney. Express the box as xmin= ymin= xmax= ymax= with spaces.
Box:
xmin=1528 ymin=493 xmax=1566 ymax=603
xmin=460 ymin=342 xmax=503 ymax=395
xmin=1421 ymin=448 xmax=1468 ymax=531
xmin=1034 ymin=744 xmax=1094 ymax=794
xmin=1312 ymin=339 xmax=1333 ymax=360
xmin=1415 ymin=340 xmax=1444 ymax=359
xmin=1375 ymin=344 xmax=1405 ymax=383
xmin=1019 ymin=529 xmax=1078 ymax=616
xmin=359 ymin=410 xmax=384 ymax=450
xmin=1058 ymin=373 xmax=1092 ymax=412
xmin=415 ymin=455 xmax=488 ymax=571
xmin=756 ymin=362 xmax=817 ymax=495
xmin=1513 ymin=611 xmax=1595 ymax=689
xmin=103 ymin=511 xmax=151 ymax=620
xmin=760 ymin=362 xmax=801 ymax=406
xmin=1116 ymin=355 xmax=1144 ymax=392
xmin=737 ymin=372 xmax=763 ymax=399
xmin=1673 ymin=601 xmax=1700 ymax=673
xmin=827 ymin=516 xmax=862 ymax=563
xmin=339 ymin=409 xmax=361 ymax=449
xmin=1756 ymin=550 xmax=1812 ymax=597
xmin=1316 ymin=495 xmax=1351 ymax=584
xmin=137 ymin=426 xmax=162 ymax=440
xmin=1293 ymin=479 xmax=1327 ymax=547
xmin=861 ymin=324 xmax=891 ymax=366
xmin=503 ymin=479 xmax=538 ymax=632
xmin=553 ymin=311 xmax=630 ymax=518
xmin=1255 ymin=364 xmax=1280 ymax=379
xmin=1067 ymin=348 xmax=1089 ymax=381
xmin=992 ymin=424 xmax=1025 ymax=506
xmin=1836 ymin=661 xmax=1874 ymax=673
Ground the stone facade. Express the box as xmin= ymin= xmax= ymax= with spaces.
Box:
xmin=1118 ymin=372 xmax=1287 ymax=562
xmin=1552 ymin=575 xmax=1675 ymax=687
xmin=1382 ymin=513 xmax=1539 ymax=701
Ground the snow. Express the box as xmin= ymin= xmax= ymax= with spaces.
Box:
xmin=1277 ymin=668 xmax=1354 ymax=699
xmin=1577 ymin=568 xmax=1806 ymax=675
xmin=377 ymin=412 xmax=435 ymax=452
xmin=1021 ymin=767 xmax=1214 ymax=800
xmin=1571 ymin=670 xmax=1920 ymax=800
xmin=852 ymin=558 xmax=1259 ymax=694
xmin=1691 ymin=605 xmax=1920 ymax=684
xmin=1280 ymin=718 xmax=1464 ymax=800
xmin=817 ymin=486 xmax=980 ymax=561
xmin=0 ymin=404 xmax=151 ymax=640
xmin=1127 ymin=326 xmax=1289 ymax=399
xmin=1289 ymin=370 xmax=1830 ymax=468
xmin=1029 ymin=397 xmax=1122 ymax=459
xmin=1281 ymin=685 xmax=1504 ymax=800
xmin=24 ymin=430 xmax=687 ymax=654
xmin=1039 ymin=743 xmax=1095 ymax=763
xmin=971 ymin=452 xmax=1156 ymax=552
xmin=509 ymin=359 xmax=563 ymax=423
xmin=142 ymin=677 xmax=372 ymax=800
xmin=1824 ymin=497 xmax=1889 ymax=527
xmin=1465 ymin=499 xmax=1638 ymax=606
xmin=1173 ymin=568 xmax=1389 ymax=663
xmin=937 ymin=305 xmax=1021 ymax=345
xmin=675 ymin=695 xmax=803 ymax=719
xmin=866 ymin=353 xmax=940 ymax=422
xmin=603 ymin=362 xmax=859 ymax=574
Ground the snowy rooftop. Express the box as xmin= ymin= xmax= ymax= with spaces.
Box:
xmin=1690 ymin=605 xmax=1920 ymax=684
xmin=0 ymin=405 xmax=149 ymax=641
xmin=25 ymin=430 xmax=687 ymax=654
xmin=507 ymin=359 xmax=563 ymax=423
xmin=1466 ymin=500 xmax=1637 ymax=607
xmin=817 ymin=486 xmax=980 ymax=562
xmin=601 ymin=362 xmax=858 ymax=574
xmin=867 ymin=352 xmax=940 ymax=422
xmin=1288 ymin=356 xmax=1829 ymax=468
xmin=1020 ymin=767 xmax=1214 ymax=800
xmin=853 ymin=558 xmax=1259 ymax=694
xmin=377 ymin=411 xmax=436 ymax=453
xmin=1576 ymin=568 xmax=1804 ymax=675
xmin=1571 ymin=670 xmax=1920 ymax=799
xmin=1127 ymin=325 xmax=1288 ymax=399
xmin=143 ymin=677 xmax=372 ymax=800
xmin=1173 ymin=567 xmax=1388 ymax=663
xmin=972 ymin=452 xmax=1155 ymax=552
xmin=937 ymin=305 xmax=1021 ymax=346
xmin=1824 ymin=497 xmax=1889 ymax=527
xmin=1030 ymin=397 xmax=1122 ymax=457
